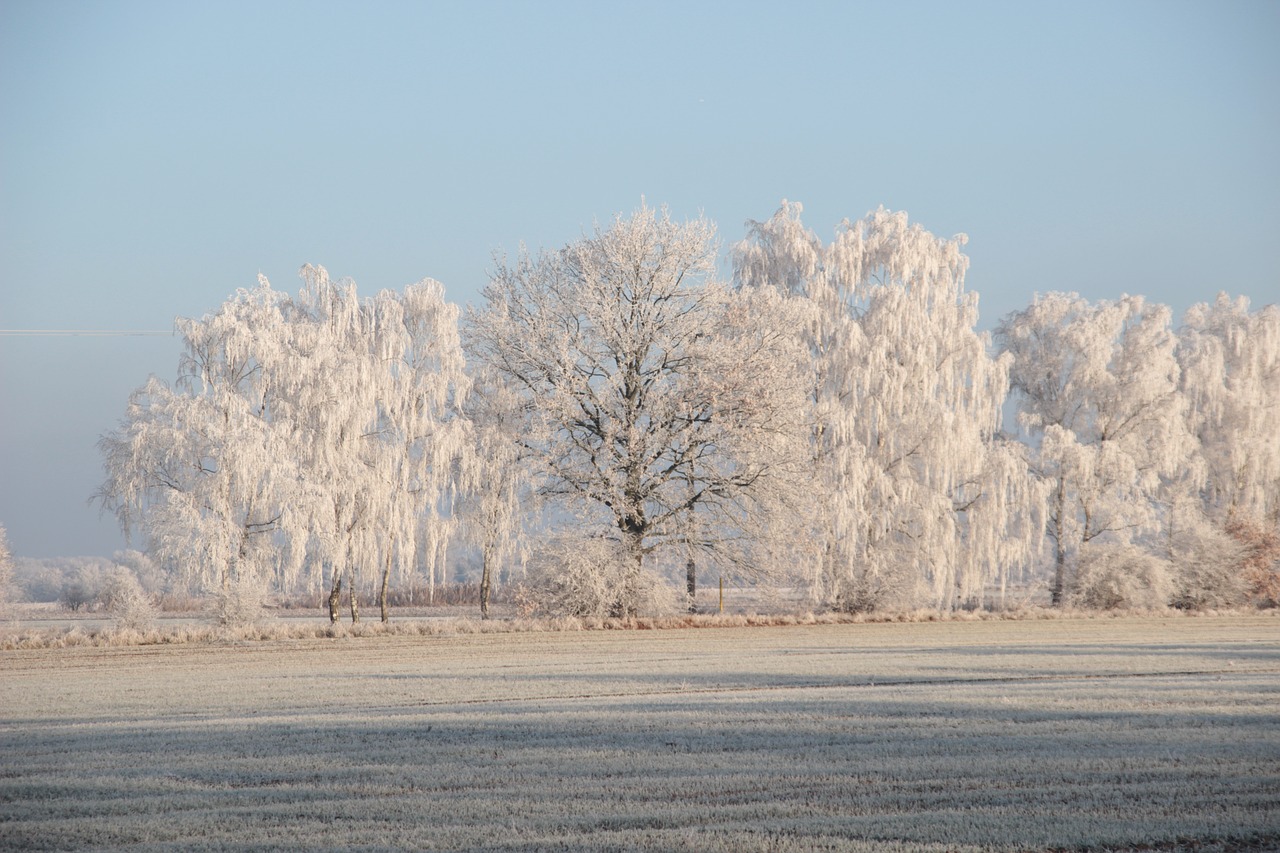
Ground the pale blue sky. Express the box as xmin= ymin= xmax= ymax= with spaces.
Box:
xmin=2 ymin=0 xmax=1277 ymax=557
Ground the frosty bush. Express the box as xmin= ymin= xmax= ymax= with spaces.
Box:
xmin=830 ymin=561 xmax=919 ymax=614
xmin=60 ymin=565 xmax=104 ymax=612
xmin=111 ymin=549 xmax=165 ymax=597
xmin=515 ymin=536 xmax=681 ymax=619
xmin=99 ymin=567 xmax=157 ymax=631
xmin=1226 ymin=515 xmax=1280 ymax=608
xmin=211 ymin=574 xmax=272 ymax=627
xmin=1069 ymin=544 xmax=1173 ymax=610
xmin=1166 ymin=515 xmax=1249 ymax=610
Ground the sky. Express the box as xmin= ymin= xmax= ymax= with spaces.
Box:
xmin=1 ymin=0 xmax=1277 ymax=559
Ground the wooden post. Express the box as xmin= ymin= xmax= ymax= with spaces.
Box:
xmin=719 ymin=576 xmax=724 ymax=614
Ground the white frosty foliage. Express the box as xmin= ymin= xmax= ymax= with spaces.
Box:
xmin=277 ymin=267 xmax=470 ymax=618
xmin=97 ymin=269 xmax=470 ymax=620
xmin=0 ymin=524 xmax=14 ymax=614
xmin=997 ymin=292 xmax=1193 ymax=605
xmin=467 ymin=203 xmax=810 ymax=616
xmin=99 ymin=567 xmax=157 ymax=631
xmin=93 ymin=207 xmax=1275 ymax=619
xmin=1162 ymin=498 xmax=1249 ymax=610
xmin=1069 ymin=543 xmax=1172 ymax=611
xmin=734 ymin=201 xmax=1044 ymax=611
xmin=211 ymin=572 xmax=272 ymax=627
xmin=456 ymin=365 xmax=536 ymax=617
xmin=515 ymin=534 xmax=682 ymax=619
xmin=1178 ymin=294 xmax=1280 ymax=528
xmin=97 ymin=283 xmax=295 ymax=596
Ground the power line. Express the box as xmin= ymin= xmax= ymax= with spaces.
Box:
xmin=0 ymin=329 xmax=174 ymax=337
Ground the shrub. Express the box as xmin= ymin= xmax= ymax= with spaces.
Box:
xmin=1225 ymin=514 xmax=1280 ymax=608
xmin=830 ymin=560 xmax=919 ymax=614
xmin=514 ymin=536 xmax=681 ymax=618
xmin=1167 ymin=516 xmax=1249 ymax=610
xmin=60 ymin=566 xmax=104 ymax=612
xmin=211 ymin=574 xmax=272 ymax=626
xmin=1070 ymin=543 xmax=1173 ymax=610
xmin=99 ymin=568 xmax=157 ymax=631
xmin=13 ymin=559 xmax=62 ymax=603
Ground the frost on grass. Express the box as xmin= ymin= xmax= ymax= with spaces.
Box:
xmin=0 ymin=617 xmax=1276 ymax=851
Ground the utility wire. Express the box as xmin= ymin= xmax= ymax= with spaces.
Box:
xmin=0 ymin=329 xmax=174 ymax=337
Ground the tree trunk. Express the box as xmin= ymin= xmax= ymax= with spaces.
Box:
xmin=1051 ymin=540 xmax=1067 ymax=607
xmin=327 ymin=573 xmax=342 ymax=623
xmin=1050 ymin=476 xmax=1067 ymax=607
xmin=612 ymin=524 xmax=645 ymax=619
xmin=379 ymin=553 xmax=391 ymax=623
xmin=479 ymin=541 xmax=494 ymax=620
xmin=686 ymin=557 xmax=697 ymax=613
xmin=349 ymin=567 xmax=360 ymax=624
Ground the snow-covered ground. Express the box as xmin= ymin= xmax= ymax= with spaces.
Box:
xmin=2 ymin=616 xmax=1276 ymax=851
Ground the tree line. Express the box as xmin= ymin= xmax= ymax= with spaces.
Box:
xmin=95 ymin=202 xmax=1280 ymax=622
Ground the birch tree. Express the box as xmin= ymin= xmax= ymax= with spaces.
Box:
xmin=97 ymin=283 xmax=295 ymax=612
xmin=466 ymin=203 xmax=810 ymax=616
xmin=1177 ymin=294 xmax=1280 ymax=527
xmin=98 ymin=269 xmax=470 ymax=622
xmin=457 ymin=366 xmax=534 ymax=618
xmin=368 ymin=279 xmax=471 ymax=620
xmin=245 ymin=266 xmax=469 ymax=622
xmin=996 ymin=292 xmax=1192 ymax=605
xmin=734 ymin=202 xmax=1042 ymax=611
xmin=0 ymin=524 xmax=14 ymax=614
xmin=1177 ymin=294 xmax=1280 ymax=606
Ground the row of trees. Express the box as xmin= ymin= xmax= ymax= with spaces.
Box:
xmin=96 ymin=202 xmax=1280 ymax=620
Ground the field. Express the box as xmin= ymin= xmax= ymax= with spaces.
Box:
xmin=1 ymin=615 xmax=1277 ymax=851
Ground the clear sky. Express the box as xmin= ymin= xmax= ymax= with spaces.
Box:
xmin=1 ymin=0 xmax=1277 ymax=558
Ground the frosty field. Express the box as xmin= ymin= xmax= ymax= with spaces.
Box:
xmin=1 ymin=616 xmax=1277 ymax=852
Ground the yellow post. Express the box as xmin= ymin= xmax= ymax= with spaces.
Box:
xmin=719 ymin=576 xmax=724 ymax=614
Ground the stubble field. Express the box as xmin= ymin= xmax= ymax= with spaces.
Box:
xmin=1 ymin=615 xmax=1277 ymax=852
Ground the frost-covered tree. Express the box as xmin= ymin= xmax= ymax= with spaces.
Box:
xmin=735 ymin=202 xmax=1042 ymax=611
xmin=98 ymin=269 xmax=470 ymax=622
xmin=97 ymin=284 xmax=294 ymax=601
xmin=273 ymin=267 xmax=469 ymax=622
xmin=1176 ymin=295 xmax=1280 ymax=607
xmin=1178 ymin=294 xmax=1280 ymax=527
xmin=996 ymin=292 xmax=1193 ymax=605
xmin=467 ymin=203 xmax=810 ymax=616
xmin=0 ymin=524 xmax=14 ymax=613
xmin=457 ymin=366 xmax=534 ymax=618
xmin=368 ymin=277 xmax=471 ymax=620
